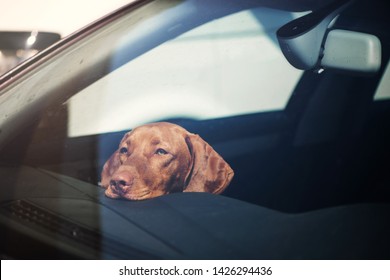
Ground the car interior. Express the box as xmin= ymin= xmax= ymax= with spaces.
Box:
xmin=0 ymin=0 xmax=389 ymax=259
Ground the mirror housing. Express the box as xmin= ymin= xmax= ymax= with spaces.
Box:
xmin=276 ymin=0 xmax=382 ymax=74
xmin=276 ymin=0 xmax=352 ymax=70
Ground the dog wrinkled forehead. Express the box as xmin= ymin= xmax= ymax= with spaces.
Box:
xmin=121 ymin=122 xmax=190 ymax=144
xmin=137 ymin=122 xmax=189 ymax=134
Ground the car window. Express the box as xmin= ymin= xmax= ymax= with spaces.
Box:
xmin=67 ymin=7 xmax=304 ymax=137
xmin=374 ymin=60 xmax=390 ymax=101
xmin=0 ymin=0 xmax=388 ymax=213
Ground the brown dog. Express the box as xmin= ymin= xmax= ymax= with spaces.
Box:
xmin=100 ymin=122 xmax=234 ymax=200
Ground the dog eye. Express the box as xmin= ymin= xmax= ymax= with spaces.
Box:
xmin=119 ymin=147 xmax=128 ymax=154
xmin=155 ymin=148 xmax=168 ymax=155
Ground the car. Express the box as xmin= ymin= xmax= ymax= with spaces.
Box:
xmin=0 ymin=0 xmax=131 ymax=75
xmin=0 ymin=0 xmax=389 ymax=259
xmin=0 ymin=31 xmax=61 ymax=75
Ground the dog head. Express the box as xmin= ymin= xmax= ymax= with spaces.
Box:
xmin=100 ymin=122 xmax=233 ymax=200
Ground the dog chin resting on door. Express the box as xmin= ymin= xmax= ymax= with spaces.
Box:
xmin=100 ymin=122 xmax=234 ymax=200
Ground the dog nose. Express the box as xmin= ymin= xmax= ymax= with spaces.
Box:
xmin=110 ymin=172 xmax=133 ymax=192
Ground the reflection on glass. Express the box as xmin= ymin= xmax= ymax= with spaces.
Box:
xmin=0 ymin=31 xmax=60 ymax=75
xmin=0 ymin=49 xmax=38 ymax=75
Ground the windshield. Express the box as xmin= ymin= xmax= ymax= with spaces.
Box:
xmin=0 ymin=0 xmax=305 ymax=192
xmin=0 ymin=0 xmax=389 ymax=204
xmin=67 ymin=7 xmax=304 ymax=137
xmin=0 ymin=0 xmax=389 ymax=260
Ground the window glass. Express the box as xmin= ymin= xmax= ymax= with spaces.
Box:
xmin=374 ymin=60 xmax=390 ymax=101
xmin=67 ymin=8 xmax=303 ymax=137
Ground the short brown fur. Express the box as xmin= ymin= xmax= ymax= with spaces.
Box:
xmin=100 ymin=122 xmax=234 ymax=200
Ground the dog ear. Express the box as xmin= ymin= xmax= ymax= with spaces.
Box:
xmin=100 ymin=151 xmax=121 ymax=189
xmin=184 ymin=133 xmax=234 ymax=194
